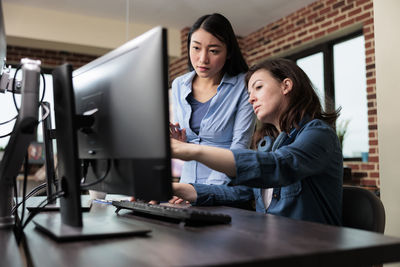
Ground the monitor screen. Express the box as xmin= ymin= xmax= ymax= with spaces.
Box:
xmin=45 ymin=26 xmax=172 ymax=233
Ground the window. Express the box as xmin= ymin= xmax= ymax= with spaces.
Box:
xmin=287 ymin=31 xmax=368 ymax=160
xmin=297 ymin=52 xmax=325 ymax=108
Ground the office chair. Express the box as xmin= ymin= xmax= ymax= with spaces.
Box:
xmin=342 ymin=185 xmax=386 ymax=233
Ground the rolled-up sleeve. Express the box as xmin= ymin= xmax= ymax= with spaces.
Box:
xmin=192 ymin=183 xmax=254 ymax=206
xmin=231 ymin=121 xmax=341 ymax=188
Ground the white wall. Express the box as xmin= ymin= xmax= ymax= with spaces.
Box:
xmin=2 ymin=2 xmax=181 ymax=58
xmin=374 ymin=0 xmax=400 ymax=244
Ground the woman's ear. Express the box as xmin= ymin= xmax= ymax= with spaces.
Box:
xmin=282 ymin=78 xmax=293 ymax=95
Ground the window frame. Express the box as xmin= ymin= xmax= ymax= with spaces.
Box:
xmin=285 ymin=30 xmax=365 ymax=161
xmin=286 ymin=30 xmax=363 ymax=113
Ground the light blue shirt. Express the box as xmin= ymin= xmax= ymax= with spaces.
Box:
xmin=171 ymin=71 xmax=255 ymax=185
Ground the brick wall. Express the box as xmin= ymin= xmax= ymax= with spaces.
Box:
xmin=170 ymin=0 xmax=378 ymax=191
xmin=6 ymin=45 xmax=98 ymax=70
xmin=169 ymin=27 xmax=189 ymax=86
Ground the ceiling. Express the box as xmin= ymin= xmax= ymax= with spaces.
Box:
xmin=4 ymin=0 xmax=317 ymax=36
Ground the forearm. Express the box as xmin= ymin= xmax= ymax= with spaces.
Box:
xmin=172 ymin=140 xmax=236 ymax=177
xmin=196 ymin=145 xmax=236 ymax=177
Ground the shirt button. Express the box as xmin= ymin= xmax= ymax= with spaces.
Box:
xmin=273 ymin=194 xmax=278 ymax=198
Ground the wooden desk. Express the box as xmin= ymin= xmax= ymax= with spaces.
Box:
xmin=20 ymin=200 xmax=400 ymax=267
xmin=1 ymin=228 xmax=24 ymax=267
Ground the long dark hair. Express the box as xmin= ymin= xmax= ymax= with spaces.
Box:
xmin=187 ymin=13 xmax=248 ymax=76
xmin=245 ymin=58 xmax=340 ymax=148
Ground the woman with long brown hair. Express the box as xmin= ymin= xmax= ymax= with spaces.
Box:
xmin=170 ymin=58 xmax=343 ymax=225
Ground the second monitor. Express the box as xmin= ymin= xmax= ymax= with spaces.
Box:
xmin=72 ymin=26 xmax=172 ymax=201
xmin=34 ymin=26 xmax=172 ymax=237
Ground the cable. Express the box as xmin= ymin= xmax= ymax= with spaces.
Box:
xmin=1 ymin=68 xmax=46 ymax=138
xmin=13 ymin=175 xmax=21 ymax=234
xmin=0 ymin=130 xmax=13 ymax=138
xmin=39 ymin=72 xmax=46 ymax=104
xmin=19 ymin=153 xmax=29 ymax=233
xmin=0 ymin=114 xmax=17 ymax=125
xmin=39 ymin=102 xmax=50 ymax=123
xmin=80 ymin=159 xmax=111 ymax=190
xmin=11 ymin=66 xmax=46 ymax=112
xmin=11 ymin=182 xmax=47 ymax=214
xmin=21 ymin=190 xmax=65 ymax=231
xmin=12 ymin=65 xmax=22 ymax=112
xmin=80 ymin=159 xmax=90 ymax=184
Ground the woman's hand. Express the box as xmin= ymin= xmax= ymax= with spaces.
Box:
xmin=168 ymin=196 xmax=190 ymax=205
xmin=170 ymin=182 xmax=197 ymax=203
xmin=169 ymin=122 xmax=186 ymax=142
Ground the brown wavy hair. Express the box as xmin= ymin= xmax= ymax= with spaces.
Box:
xmin=245 ymin=58 xmax=340 ymax=148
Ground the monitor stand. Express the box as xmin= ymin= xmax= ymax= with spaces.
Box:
xmin=25 ymin=196 xmax=91 ymax=212
xmin=32 ymin=211 xmax=151 ymax=242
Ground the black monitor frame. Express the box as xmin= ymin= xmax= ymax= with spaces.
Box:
xmin=32 ymin=27 xmax=172 ymax=241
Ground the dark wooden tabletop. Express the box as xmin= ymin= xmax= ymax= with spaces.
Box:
xmin=1 ymin=227 xmax=24 ymax=267
xmin=13 ymin=198 xmax=400 ymax=267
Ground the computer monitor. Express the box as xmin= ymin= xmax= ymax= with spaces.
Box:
xmin=0 ymin=0 xmax=42 ymax=228
xmin=32 ymin=26 xmax=173 ymax=240
xmin=73 ymin=26 xmax=172 ymax=201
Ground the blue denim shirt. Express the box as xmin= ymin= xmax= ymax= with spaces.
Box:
xmin=192 ymin=119 xmax=343 ymax=225
xmin=171 ymin=71 xmax=255 ymax=185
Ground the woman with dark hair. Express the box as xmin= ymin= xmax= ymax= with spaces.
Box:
xmin=170 ymin=58 xmax=343 ymax=226
xmin=171 ymin=13 xmax=255 ymax=186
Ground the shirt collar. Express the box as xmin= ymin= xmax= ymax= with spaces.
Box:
xmin=183 ymin=71 xmax=238 ymax=90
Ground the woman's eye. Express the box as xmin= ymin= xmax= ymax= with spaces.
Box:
xmin=192 ymin=46 xmax=200 ymax=51
xmin=210 ymin=50 xmax=219 ymax=55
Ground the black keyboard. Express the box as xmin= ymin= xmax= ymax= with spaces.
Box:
xmin=112 ymin=200 xmax=231 ymax=225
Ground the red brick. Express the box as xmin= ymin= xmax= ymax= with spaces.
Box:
xmin=364 ymin=18 xmax=374 ymax=26
xmin=369 ymin=172 xmax=380 ymax=178
xmin=349 ymin=7 xmax=362 ymax=17
xmin=366 ymin=78 xmax=376 ymax=84
xmin=341 ymin=3 xmax=355 ymax=13
xmin=361 ymin=178 xmax=377 ymax=186
xmin=321 ymin=21 xmax=333 ymax=28
xmin=356 ymin=12 xmax=370 ymax=22
xmin=327 ymin=10 xmax=340 ymax=18
xmin=320 ymin=7 xmax=331 ymax=16
xmin=327 ymin=25 xmax=339 ymax=33
xmin=334 ymin=15 xmax=346 ymax=23
xmin=309 ymin=26 xmax=319 ymax=33
xmin=369 ymin=139 xmax=378 ymax=146
xmin=356 ymin=0 xmax=370 ymax=6
xmin=363 ymin=3 xmax=373 ymax=10
xmin=302 ymin=36 xmax=313 ymax=43
xmin=333 ymin=1 xmax=345 ymax=9
xmin=341 ymin=19 xmax=355 ymax=28
xmin=347 ymin=164 xmax=360 ymax=170
xmin=314 ymin=30 xmax=326 ymax=38
xmin=361 ymin=164 xmax=374 ymax=170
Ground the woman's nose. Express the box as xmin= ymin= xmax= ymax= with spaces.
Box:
xmin=199 ymin=51 xmax=208 ymax=64
xmin=248 ymin=92 xmax=255 ymax=104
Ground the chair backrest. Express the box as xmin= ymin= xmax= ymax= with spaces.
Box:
xmin=342 ymin=185 xmax=386 ymax=233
